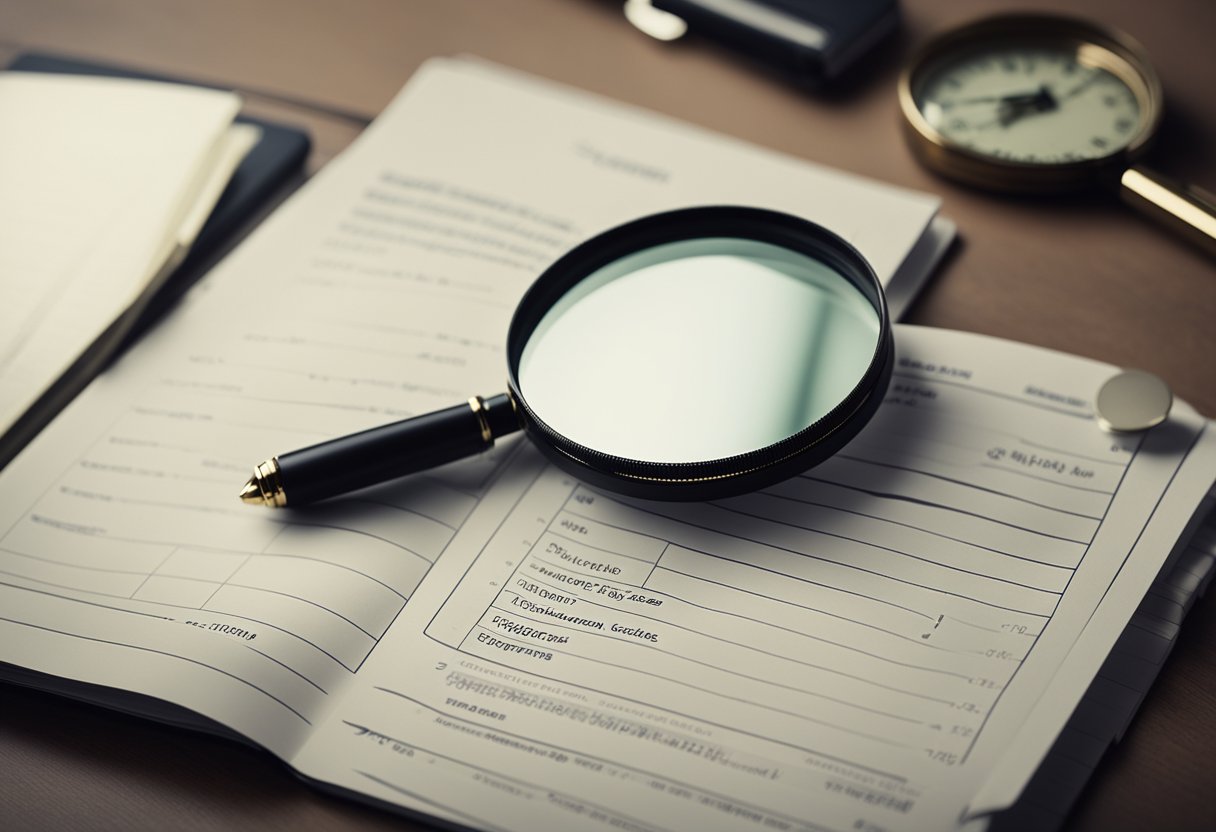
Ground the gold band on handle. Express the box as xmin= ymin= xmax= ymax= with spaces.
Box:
xmin=468 ymin=396 xmax=493 ymax=445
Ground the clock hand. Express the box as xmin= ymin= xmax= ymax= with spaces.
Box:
xmin=950 ymin=91 xmax=1037 ymax=105
xmin=974 ymin=86 xmax=1057 ymax=129
xmin=945 ymin=90 xmax=1041 ymax=107
xmin=1059 ymin=69 xmax=1102 ymax=101
xmin=997 ymin=85 xmax=1058 ymax=126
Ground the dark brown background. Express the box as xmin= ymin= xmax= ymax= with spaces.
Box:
xmin=1 ymin=1 xmax=1213 ymax=829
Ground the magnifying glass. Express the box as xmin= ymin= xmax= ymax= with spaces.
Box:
xmin=240 ymin=206 xmax=893 ymax=507
xmin=898 ymin=13 xmax=1216 ymax=257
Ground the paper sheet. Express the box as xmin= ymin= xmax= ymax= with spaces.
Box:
xmin=0 ymin=72 xmax=244 ymax=434
xmin=968 ymin=506 xmax=1216 ymax=831
xmin=0 ymin=57 xmax=947 ymax=761
xmin=297 ymin=326 xmax=1214 ymax=832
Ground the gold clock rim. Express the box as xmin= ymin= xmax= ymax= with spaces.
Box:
xmin=897 ymin=12 xmax=1165 ymax=194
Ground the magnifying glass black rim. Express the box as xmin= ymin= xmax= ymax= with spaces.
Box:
xmin=504 ymin=205 xmax=893 ymax=501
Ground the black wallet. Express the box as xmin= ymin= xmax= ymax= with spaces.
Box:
xmin=646 ymin=0 xmax=900 ymax=86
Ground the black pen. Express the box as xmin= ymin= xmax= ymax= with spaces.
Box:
xmin=239 ymin=394 xmax=518 ymax=507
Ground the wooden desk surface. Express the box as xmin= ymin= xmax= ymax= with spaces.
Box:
xmin=1 ymin=1 xmax=1213 ymax=829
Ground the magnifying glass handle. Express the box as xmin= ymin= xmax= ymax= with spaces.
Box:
xmin=1120 ymin=166 xmax=1216 ymax=258
xmin=240 ymin=393 xmax=519 ymax=507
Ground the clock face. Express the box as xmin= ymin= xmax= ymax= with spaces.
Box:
xmin=915 ymin=45 xmax=1144 ymax=165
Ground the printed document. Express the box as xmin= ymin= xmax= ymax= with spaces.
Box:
xmin=0 ymin=58 xmax=1210 ymax=831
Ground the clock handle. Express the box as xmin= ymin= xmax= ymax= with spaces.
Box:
xmin=1119 ymin=166 xmax=1216 ymax=258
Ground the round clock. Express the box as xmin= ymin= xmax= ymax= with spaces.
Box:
xmin=898 ymin=13 xmax=1215 ymax=254
xmin=899 ymin=13 xmax=1161 ymax=191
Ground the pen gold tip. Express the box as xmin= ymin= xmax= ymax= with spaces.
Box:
xmin=240 ymin=458 xmax=287 ymax=507
xmin=239 ymin=477 xmax=267 ymax=506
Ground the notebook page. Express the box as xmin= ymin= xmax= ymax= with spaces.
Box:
xmin=0 ymin=58 xmax=944 ymax=759
xmin=0 ymin=72 xmax=242 ymax=434
xmin=295 ymin=325 xmax=1215 ymax=832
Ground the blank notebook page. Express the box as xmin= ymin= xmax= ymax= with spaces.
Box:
xmin=0 ymin=72 xmax=241 ymax=433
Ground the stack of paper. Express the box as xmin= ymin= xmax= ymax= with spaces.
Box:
xmin=984 ymin=495 xmax=1216 ymax=830
xmin=0 ymin=72 xmax=259 ymax=438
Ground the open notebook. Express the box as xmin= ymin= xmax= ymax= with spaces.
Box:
xmin=1 ymin=57 xmax=1211 ymax=832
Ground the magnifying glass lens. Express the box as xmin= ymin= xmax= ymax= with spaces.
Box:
xmin=507 ymin=207 xmax=893 ymax=500
xmin=519 ymin=238 xmax=881 ymax=463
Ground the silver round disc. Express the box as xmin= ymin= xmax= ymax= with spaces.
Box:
xmin=1095 ymin=369 xmax=1172 ymax=432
